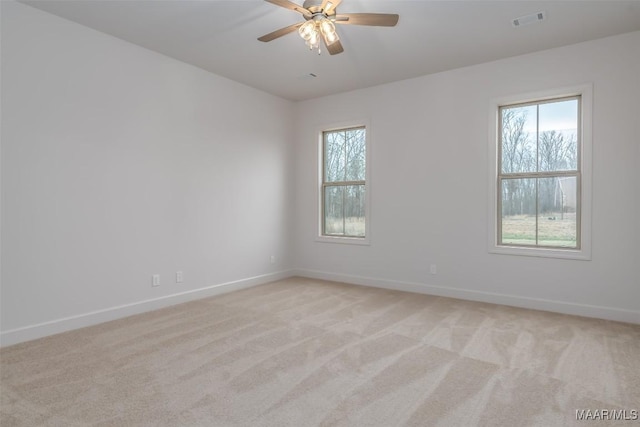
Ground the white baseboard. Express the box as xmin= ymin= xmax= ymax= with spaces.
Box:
xmin=293 ymin=269 xmax=640 ymax=325
xmin=0 ymin=270 xmax=294 ymax=347
xmin=4 ymin=268 xmax=637 ymax=347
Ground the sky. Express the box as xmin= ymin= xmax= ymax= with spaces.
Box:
xmin=510 ymin=99 xmax=578 ymax=134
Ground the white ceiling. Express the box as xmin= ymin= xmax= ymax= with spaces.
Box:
xmin=19 ymin=0 xmax=640 ymax=101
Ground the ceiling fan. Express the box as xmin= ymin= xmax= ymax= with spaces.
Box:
xmin=258 ymin=0 xmax=399 ymax=55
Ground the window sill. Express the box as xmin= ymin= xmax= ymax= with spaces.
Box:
xmin=316 ymin=235 xmax=370 ymax=246
xmin=489 ymin=244 xmax=591 ymax=260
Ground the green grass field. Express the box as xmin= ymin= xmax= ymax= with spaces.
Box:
xmin=502 ymin=212 xmax=577 ymax=247
xmin=325 ymin=214 xmax=576 ymax=247
xmin=325 ymin=217 xmax=365 ymax=237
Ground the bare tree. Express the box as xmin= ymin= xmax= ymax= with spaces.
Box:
xmin=501 ymin=109 xmax=535 ymax=215
xmin=538 ymin=130 xmax=577 ymax=213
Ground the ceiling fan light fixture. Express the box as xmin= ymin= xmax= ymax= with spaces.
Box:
xmin=319 ymin=18 xmax=339 ymax=44
xmin=298 ymin=20 xmax=321 ymax=52
xmin=298 ymin=20 xmax=316 ymax=40
xmin=307 ymin=30 xmax=320 ymax=50
xmin=259 ymin=0 xmax=399 ymax=56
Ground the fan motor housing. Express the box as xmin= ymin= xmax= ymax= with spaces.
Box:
xmin=302 ymin=0 xmax=335 ymax=17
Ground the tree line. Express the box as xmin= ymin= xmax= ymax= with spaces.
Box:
xmin=501 ymin=109 xmax=577 ymax=216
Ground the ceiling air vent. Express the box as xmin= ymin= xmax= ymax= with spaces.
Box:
xmin=512 ymin=11 xmax=546 ymax=27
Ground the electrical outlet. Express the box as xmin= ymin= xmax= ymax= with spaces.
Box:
xmin=176 ymin=271 xmax=183 ymax=283
xmin=152 ymin=274 xmax=160 ymax=287
xmin=270 ymin=255 xmax=276 ymax=264
xmin=429 ymin=264 xmax=437 ymax=275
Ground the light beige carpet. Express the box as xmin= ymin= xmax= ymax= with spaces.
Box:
xmin=1 ymin=277 xmax=639 ymax=426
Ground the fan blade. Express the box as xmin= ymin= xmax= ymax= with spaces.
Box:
xmin=258 ymin=22 xmax=303 ymax=42
xmin=264 ymin=0 xmax=311 ymax=17
xmin=320 ymin=0 xmax=342 ymax=15
xmin=325 ymin=38 xmax=344 ymax=55
xmin=335 ymin=13 xmax=399 ymax=26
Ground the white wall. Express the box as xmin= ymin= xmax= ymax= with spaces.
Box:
xmin=1 ymin=2 xmax=294 ymax=344
xmin=2 ymin=2 xmax=638 ymax=347
xmin=294 ymin=31 xmax=640 ymax=322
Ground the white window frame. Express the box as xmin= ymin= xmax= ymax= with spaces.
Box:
xmin=488 ymin=84 xmax=592 ymax=260
xmin=316 ymin=120 xmax=371 ymax=245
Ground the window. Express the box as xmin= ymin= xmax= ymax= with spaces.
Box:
xmin=489 ymin=85 xmax=592 ymax=259
xmin=320 ymin=126 xmax=367 ymax=240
